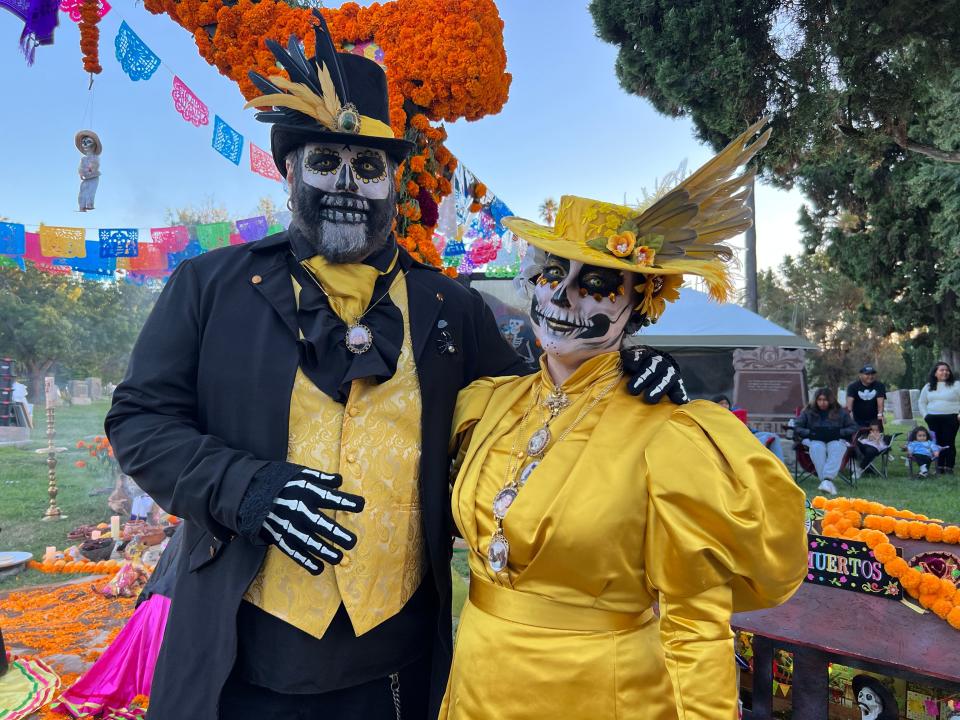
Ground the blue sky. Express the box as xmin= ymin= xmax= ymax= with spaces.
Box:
xmin=2 ymin=0 xmax=804 ymax=271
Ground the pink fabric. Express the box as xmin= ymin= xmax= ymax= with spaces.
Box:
xmin=54 ymin=595 xmax=170 ymax=718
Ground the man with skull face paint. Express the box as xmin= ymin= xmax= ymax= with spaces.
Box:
xmin=441 ymin=122 xmax=808 ymax=719
xmin=105 ymin=14 xmax=685 ymax=720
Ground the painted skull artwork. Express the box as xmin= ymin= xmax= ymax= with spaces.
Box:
xmin=76 ymin=130 xmax=102 ymax=212
xmin=530 ymin=254 xmax=637 ymax=363
xmin=287 ymin=142 xmax=397 ymax=263
xmin=853 ymin=675 xmax=898 ymax=720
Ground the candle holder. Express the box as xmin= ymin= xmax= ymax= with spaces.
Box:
xmin=39 ymin=405 xmax=66 ymax=521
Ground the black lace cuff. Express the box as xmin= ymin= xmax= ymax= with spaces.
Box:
xmin=237 ymin=461 xmax=304 ymax=543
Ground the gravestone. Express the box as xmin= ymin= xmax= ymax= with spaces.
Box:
xmin=69 ymin=380 xmax=91 ymax=405
xmin=909 ymin=389 xmax=921 ymax=417
xmin=86 ymin=377 xmax=102 ymax=401
xmin=732 ymin=346 xmax=808 ymax=434
xmin=888 ymin=389 xmax=913 ymax=421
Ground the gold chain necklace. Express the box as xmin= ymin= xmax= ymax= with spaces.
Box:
xmin=487 ymin=366 xmax=623 ymax=574
xmin=299 ymin=259 xmax=407 ymax=355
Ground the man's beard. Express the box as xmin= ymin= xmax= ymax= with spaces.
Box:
xmin=289 ymin=176 xmax=396 ymax=264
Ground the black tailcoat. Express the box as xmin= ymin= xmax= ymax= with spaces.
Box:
xmin=105 ymin=232 xmax=526 ymax=719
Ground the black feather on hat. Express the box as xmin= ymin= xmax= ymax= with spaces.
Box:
xmin=245 ymin=9 xmax=414 ymax=174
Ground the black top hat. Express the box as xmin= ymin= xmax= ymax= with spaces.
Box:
xmin=246 ymin=10 xmax=415 ymax=175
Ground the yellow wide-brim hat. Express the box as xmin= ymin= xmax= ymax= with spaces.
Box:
xmin=505 ymin=118 xmax=771 ymax=311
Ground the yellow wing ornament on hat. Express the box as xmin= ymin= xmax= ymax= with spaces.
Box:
xmin=505 ymin=118 xmax=771 ymax=321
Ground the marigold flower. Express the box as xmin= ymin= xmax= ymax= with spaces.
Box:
xmin=880 ymin=517 xmax=896 ymax=534
xmin=606 ymin=231 xmax=636 ymax=258
xmin=909 ymin=522 xmax=927 ymax=540
xmin=948 ymin=607 xmax=960 ymax=630
xmin=920 ymin=574 xmax=943 ymax=595
xmin=901 ymin=568 xmax=923 ymax=591
xmin=943 ymin=526 xmax=960 ymax=544
xmin=894 ymin=520 xmax=911 ymax=539
xmin=940 ymin=579 xmax=956 ymax=600
xmin=885 ymin=558 xmax=908 ymax=578
xmin=74 ymin=460 xmax=87 ymax=469
xmin=933 ymin=599 xmax=954 ymax=620
xmin=472 ymin=182 xmax=487 ymax=199
xmin=76 ymin=440 xmax=86 ymax=449
xmin=844 ymin=510 xmax=861 ymax=525
xmin=926 ymin=524 xmax=944 ymax=543
xmin=843 ymin=528 xmax=861 ymax=540
xmin=811 ymin=496 xmax=827 ymax=509
xmin=873 ymin=543 xmax=897 ymax=563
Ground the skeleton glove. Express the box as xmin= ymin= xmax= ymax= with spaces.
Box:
xmin=621 ymin=347 xmax=689 ymax=405
xmin=260 ymin=468 xmax=365 ymax=576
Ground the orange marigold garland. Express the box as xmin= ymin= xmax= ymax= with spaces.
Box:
xmin=143 ymin=0 xmax=510 ymax=270
xmin=79 ymin=0 xmax=102 ymax=75
xmin=814 ymin=496 xmax=960 ymax=630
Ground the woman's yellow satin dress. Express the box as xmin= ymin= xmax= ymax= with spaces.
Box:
xmin=440 ymin=352 xmax=808 ymax=720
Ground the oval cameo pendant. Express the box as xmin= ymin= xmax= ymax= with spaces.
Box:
xmin=526 ymin=426 xmax=551 ymax=457
xmin=493 ymin=487 xmax=518 ymax=519
xmin=518 ymin=461 xmax=540 ymax=486
xmin=345 ymin=323 xmax=373 ymax=354
xmin=488 ymin=533 xmax=510 ymax=572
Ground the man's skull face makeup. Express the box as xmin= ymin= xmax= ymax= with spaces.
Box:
xmin=530 ymin=255 xmax=635 ymax=364
xmin=857 ymin=687 xmax=882 ymax=720
xmin=288 ymin=142 xmax=396 ymax=263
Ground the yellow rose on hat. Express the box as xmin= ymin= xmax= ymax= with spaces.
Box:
xmin=606 ymin=230 xmax=636 ymax=258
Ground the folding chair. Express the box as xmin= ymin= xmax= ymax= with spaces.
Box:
xmin=850 ymin=429 xmax=900 ymax=480
xmin=903 ymin=429 xmax=940 ymax=479
xmin=793 ymin=438 xmax=856 ymax=488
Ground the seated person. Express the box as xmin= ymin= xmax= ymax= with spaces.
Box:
xmin=906 ymin=426 xmax=942 ymax=478
xmin=794 ymin=388 xmax=857 ymax=495
xmin=853 ymin=420 xmax=889 ymax=479
xmin=712 ymin=395 xmax=785 ymax=462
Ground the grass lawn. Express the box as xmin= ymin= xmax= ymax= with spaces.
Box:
xmin=2 ymin=407 xmax=957 ymax=596
xmin=0 ymin=400 xmax=116 ymax=591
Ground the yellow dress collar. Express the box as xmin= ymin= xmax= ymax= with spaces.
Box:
xmin=301 ymin=249 xmax=399 ymax=323
xmin=539 ymin=351 xmax=622 ymax=395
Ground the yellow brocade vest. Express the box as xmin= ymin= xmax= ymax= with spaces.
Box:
xmin=244 ymin=271 xmax=425 ymax=639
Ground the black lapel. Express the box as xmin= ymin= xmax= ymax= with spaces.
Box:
xmin=250 ymin=250 xmax=299 ymax=338
xmin=404 ymin=265 xmax=445 ymax=364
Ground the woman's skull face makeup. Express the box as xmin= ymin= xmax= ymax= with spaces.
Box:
xmin=530 ymin=254 xmax=635 ymax=363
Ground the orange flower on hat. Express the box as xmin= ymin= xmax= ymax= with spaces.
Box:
xmin=633 ymin=246 xmax=655 ymax=266
xmin=606 ymin=231 xmax=636 ymax=258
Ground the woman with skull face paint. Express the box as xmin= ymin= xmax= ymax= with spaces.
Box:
xmin=440 ymin=122 xmax=808 ymax=720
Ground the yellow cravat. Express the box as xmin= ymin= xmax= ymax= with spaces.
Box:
xmin=302 ymin=250 xmax=398 ymax=323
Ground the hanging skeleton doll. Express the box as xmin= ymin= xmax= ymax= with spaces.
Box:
xmin=76 ymin=129 xmax=101 ymax=211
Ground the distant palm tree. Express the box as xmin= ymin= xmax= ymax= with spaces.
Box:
xmin=539 ymin=197 xmax=558 ymax=225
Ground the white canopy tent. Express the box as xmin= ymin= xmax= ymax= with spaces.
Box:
xmin=636 ymin=289 xmax=814 ymax=350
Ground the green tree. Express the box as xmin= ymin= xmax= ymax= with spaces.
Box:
xmin=757 ymin=252 xmax=905 ymax=393
xmin=0 ymin=266 xmax=158 ymax=401
xmin=590 ymin=0 xmax=960 ymax=362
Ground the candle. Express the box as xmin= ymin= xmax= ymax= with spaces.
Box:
xmin=44 ymin=546 xmax=56 ymax=561
xmin=91 ymin=530 xmax=101 ymax=540
xmin=44 ymin=377 xmax=55 ymax=409
xmin=110 ymin=515 xmax=121 ymax=540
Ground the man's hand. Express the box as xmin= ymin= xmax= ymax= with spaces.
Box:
xmin=621 ymin=346 xmax=689 ymax=405
xmin=261 ymin=468 xmax=365 ymax=576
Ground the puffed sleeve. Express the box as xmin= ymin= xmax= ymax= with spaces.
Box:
xmin=450 ymin=376 xmax=519 ymax=471
xmin=644 ymin=400 xmax=807 ymax=609
xmin=644 ymin=401 xmax=807 ymax=720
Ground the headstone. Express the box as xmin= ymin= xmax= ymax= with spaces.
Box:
xmin=69 ymin=379 xmax=91 ymax=405
xmin=86 ymin=377 xmax=102 ymax=401
xmin=888 ymin=389 xmax=913 ymax=421
xmin=909 ymin=389 xmax=921 ymax=417
xmin=732 ymin=346 xmax=808 ymax=434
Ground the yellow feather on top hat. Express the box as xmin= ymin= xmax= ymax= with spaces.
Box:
xmin=504 ymin=118 xmax=770 ymax=319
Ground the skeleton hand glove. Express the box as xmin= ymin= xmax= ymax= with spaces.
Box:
xmin=260 ymin=468 xmax=365 ymax=576
xmin=621 ymin=347 xmax=689 ymax=405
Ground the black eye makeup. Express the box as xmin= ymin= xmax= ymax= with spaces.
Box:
xmin=304 ymin=148 xmax=342 ymax=175
xmin=578 ymin=267 xmax=623 ymax=297
xmin=536 ymin=256 xmax=570 ymax=287
xmin=351 ymin=150 xmax=387 ymax=183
